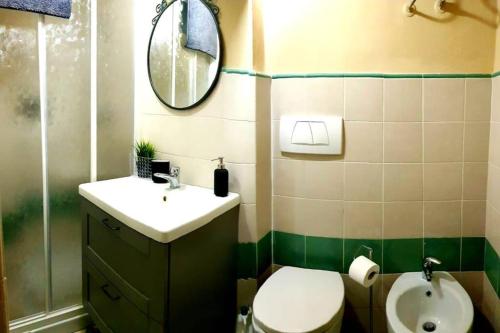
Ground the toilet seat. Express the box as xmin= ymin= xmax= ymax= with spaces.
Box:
xmin=252 ymin=266 xmax=345 ymax=333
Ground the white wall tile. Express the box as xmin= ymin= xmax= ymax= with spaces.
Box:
xmin=463 ymin=163 xmax=488 ymax=200
xmin=384 ymin=122 xmax=423 ymax=162
xmin=423 ymin=123 xmax=464 ymax=162
xmin=423 ymin=163 xmax=462 ymax=201
xmin=490 ymin=77 xmax=500 ymax=122
xmin=344 ymin=202 xmax=383 ymax=239
xmin=384 ymin=79 xmax=422 ymax=122
xmin=384 ymin=164 xmax=423 ymax=201
xmin=273 ymin=195 xmax=343 ymax=238
xmin=141 ymin=114 xmax=256 ymax=164
xmin=345 ymin=78 xmax=383 ymax=121
xmin=272 ymin=78 xmax=344 ymax=120
xmin=345 ymin=122 xmax=383 ymax=162
xmin=464 ymin=122 xmax=490 ymax=162
xmin=424 ymin=201 xmax=462 ymax=237
xmin=273 ymin=159 xmax=344 ymax=200
xmin=345 ymin=163 xmax=383 ymax=201
xmin=423 ymin=79 xmax=465 ymax=121
xmin=465 ymin=79 xmax=492 ymax=121
xmin=239 ymin=204 xmax=257 ymax=243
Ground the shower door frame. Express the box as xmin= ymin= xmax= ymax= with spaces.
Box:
xmin=7 ymin=0 xmax=99 ymax=330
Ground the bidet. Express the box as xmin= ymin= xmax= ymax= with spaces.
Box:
xmin=386 ymin=272 xmax=473 ymax=333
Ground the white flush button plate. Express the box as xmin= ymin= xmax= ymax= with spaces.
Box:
xmin=280 ymin=116 xmax=343 ymax=155
xmin=291 ymin=121 xmax=314 ymax=144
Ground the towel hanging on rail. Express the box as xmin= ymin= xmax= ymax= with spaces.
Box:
xmin=0 ymin=0 xmax=72 ymax=19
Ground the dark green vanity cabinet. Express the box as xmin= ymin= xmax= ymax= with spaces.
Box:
xmin=81 ymin=199 xmax=239 ymax=333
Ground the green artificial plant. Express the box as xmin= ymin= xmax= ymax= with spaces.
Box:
xmin=135 ymin=140 xmax=156 ymax=159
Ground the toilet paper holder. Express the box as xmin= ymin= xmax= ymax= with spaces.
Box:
xmin=353 ymin=245 xmax=375 ymax=333
xmin=353 ymin=245 xmax=373 ymax=261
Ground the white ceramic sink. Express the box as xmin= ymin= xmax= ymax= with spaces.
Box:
xmin=79 ymin=176 xmax=240 ymax=243
xmin=386 ymin=272 xmax=473 ymax=333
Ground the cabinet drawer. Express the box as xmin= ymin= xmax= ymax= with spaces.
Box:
xmin=85 ymin=261 xmax=149 ymax=333
xmin=82 ymin=199 xmax=168 ymax=323
xmin=84 ymin=200 xmax=149 ymax=256
xmin=83 ymin=201 xmax=156 ymax=283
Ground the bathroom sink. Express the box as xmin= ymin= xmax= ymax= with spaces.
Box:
xmin=386 ymin=272 xmax=473 ymax=333
xmin=79 ymin=176 xmax=240 ymax=243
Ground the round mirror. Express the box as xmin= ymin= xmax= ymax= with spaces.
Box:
xmin=148 ymin=0 xmax=222 ymax=110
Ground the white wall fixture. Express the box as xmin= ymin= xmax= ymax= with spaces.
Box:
xmin=435 ymin=0 xmax=446 ymax=14
xmin=279 ymin=116 xmax=343 ymax=155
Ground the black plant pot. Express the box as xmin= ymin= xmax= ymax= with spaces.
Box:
xmin=136 ymin=157 xmax=153 ymax=178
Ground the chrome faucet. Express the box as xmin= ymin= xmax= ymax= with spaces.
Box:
xmin=154 ymin=166 xmax=181 ymax=189
xmin=422 ymin=257 xmax=442 ymax=282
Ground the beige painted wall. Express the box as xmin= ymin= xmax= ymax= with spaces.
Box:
xmin=495 ymin=0 xmax=500 ymax=71
xmin=261 ymin=0 xmax=498 ymax=74
xmin=252 ymin=0 xmax=265 ymax=72
xmin=219 ymin=0 xmax=253 ymax=69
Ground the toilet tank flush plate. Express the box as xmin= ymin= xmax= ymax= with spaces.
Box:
xmin=279 ymin=116 xmax=343 ymax=155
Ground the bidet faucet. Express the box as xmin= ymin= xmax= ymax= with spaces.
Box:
xmin=422 ymin=257 xmax=442 ymax=282
xmin=154 ymin=166 xmax=181 ymax=189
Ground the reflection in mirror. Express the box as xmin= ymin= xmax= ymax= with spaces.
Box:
xmin=148 ymin=0 xmax=221 ymax=110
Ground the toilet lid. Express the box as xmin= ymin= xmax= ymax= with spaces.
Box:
xmin=253 ymin=266 xmax=344 ymax=333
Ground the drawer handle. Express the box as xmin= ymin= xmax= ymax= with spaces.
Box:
xmin=101 ymin=284 xmax=121 ymax=301
xmin=102 ymin=218 xmax=120 ymax=231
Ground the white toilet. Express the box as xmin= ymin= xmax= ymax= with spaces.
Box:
xmin=252 ymin=266 xmax=345 ymax=333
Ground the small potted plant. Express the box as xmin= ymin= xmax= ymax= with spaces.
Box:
xmin=135 ymin=140 xmax=156 ymax=178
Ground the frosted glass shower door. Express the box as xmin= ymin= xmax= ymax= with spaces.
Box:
xmin=0 ymin=0 xmax=91 ymax=322
xmin=46 ymin=0 xmax=90 ymax=310
xmin=97 ymin=0 xmax=134 ymax=180
xmin=1 ymin=0 xmax=133 ymax=327
xmin=0 ymin=11 xmax=45 ymax=320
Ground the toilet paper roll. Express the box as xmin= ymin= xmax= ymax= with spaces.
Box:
xmin=348 ymin=255 xmax=380 ymax=288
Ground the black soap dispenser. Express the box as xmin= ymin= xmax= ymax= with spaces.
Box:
xmin=212 ymin=157 xmax=228 ymax=197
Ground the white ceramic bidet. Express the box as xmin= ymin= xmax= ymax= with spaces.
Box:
xmin=386 ymin=272 xmax=473 ymax=333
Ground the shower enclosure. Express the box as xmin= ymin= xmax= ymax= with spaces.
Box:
xmin=0 ymin=0 xmax=133 ymax=331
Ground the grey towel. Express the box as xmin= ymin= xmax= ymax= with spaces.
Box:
xmin=0 ymin=0 xmax=72 ymax=19
xmin=185 ymin=0 xmax=217 ymax=59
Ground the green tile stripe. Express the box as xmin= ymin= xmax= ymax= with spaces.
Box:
xmin=272 ymin=73 xmax=491 ymax=79
xmin=237 ymin=242 xmax=256 ymax=279
xmin=274 ymin=231 xmax=306 ymax=268
xmin=484 ymin=238 xmax=500 ymax=298
xmin=240 ymin=233 xmax=491 ymax=281
xmin=422 ymin=73 xmax=491 ymax=79
xmin=222 ymin=68 xmax=493 ymax=79
xmin=462 ymin=237 xmax=485 ymax=271
xmin=306 ymin=236 xmax=343 ymax=272
xmin=268 ymin=232 xmax=485 ymax=275
xmin=221 ymin=68 xmax=271 ymax=78
xmin=384 ymin=239 xmax=422 ymax=273
xmin=237 ymin=231 xmax=273 ymax=279
xmin=424 ymin=238 xmax=461 ymax=271
xmin=257 ymin=232 xmax=272 ymax=275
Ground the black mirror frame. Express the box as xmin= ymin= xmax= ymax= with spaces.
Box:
xmin=147 ymin=0 xmax=224 ymax=111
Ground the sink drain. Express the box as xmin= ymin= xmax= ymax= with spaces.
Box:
xmin=422 ymin=322 xmax=436 ymax=332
